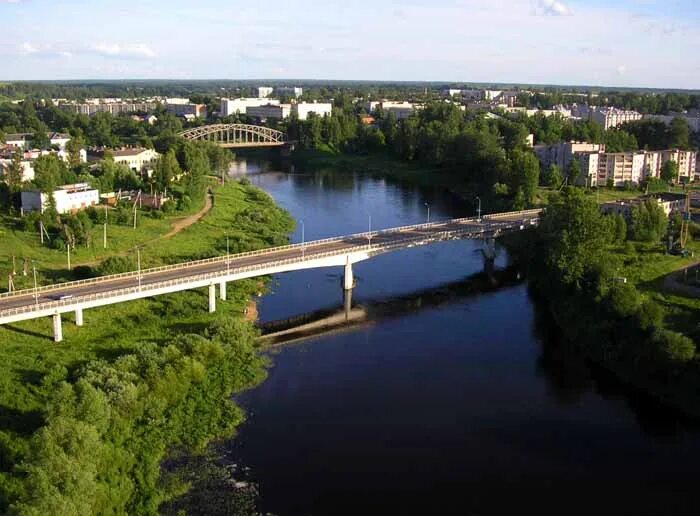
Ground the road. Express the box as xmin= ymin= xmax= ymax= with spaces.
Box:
xmin=0 ymin=210 xmax=540 ymax=320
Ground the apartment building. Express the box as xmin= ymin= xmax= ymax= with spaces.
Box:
xmin=60 ymin=101 xmax=158 ymax=116
xmin=534 ymin=141 xmax=605 ymax=171
xmin=645 ymin=113 xmax=700 ymax=133
xmin=276 ymin=86 xmax=303 ymax=97
xmin=220 ymin=98 xmax=280 ymax=117
xmin=88 ymin=147 xmax=160 ymax=173
xmin=601 ymin=193 xmax=687 ymax=219
xmin=256 ymin=86 xmax=274 ymax=98
xmin=21 ymin=183 xmax=99 ymax=214
xmin=246 ymin=103 xmax=292 ymax=120
xmin=293 ymin=102 xmax=333 ymax=120
xmin=589 ymin=107 xmax=642 ymax=129
xmin=164 ymin=99 xmax=207 ymax=119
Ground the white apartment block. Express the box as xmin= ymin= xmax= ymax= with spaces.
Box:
xmin=246 ymin=104 xmax=292 ymax=120
xmin=21 ymin=183 xmax=99 ymax=214
xmin=220 ymin=98 xmax=280 ymax=117
xmin=534 ymin=141 xmax=605 ymax=171
xmin=60 ymin=101 xmax=158 ymax=116
xmin=597 ymin=152 xmax=647 ymax=186
xmin=276 ymin=86 xmax=303 ymax=97
xmin=165 ymin=101 xmax=207 ymax=119
xmin=293 ymin=102 xmax=333 ymax=120
xmin=256 ymin=86 xmax=274 ymax=98
xmin=589 ymin=107 xmax=642 ymax=129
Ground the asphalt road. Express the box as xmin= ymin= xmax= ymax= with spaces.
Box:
xmin=0 ymin=213 xmax=538 ymax=316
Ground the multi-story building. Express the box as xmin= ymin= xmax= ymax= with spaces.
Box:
xmin=589 ymin=107 xmax=642 ymax=129
xmin=60 ymin=101 xmax=158 ymax=116
xmin=88 ymin=147 xmax=160 ymax=173
xmin=0 ymin=154 xmax=35 ymax=182
xmin=276 ymin=86 xmax=303 ymax=97
xmin=534 ymin=141 xmax=605 ymax=171
xmin=220 ymin=98 xmax=280 ymax=117
xmin=256 ymin=86 xmax=274 ymax=98
xmin=293 ymin=102 xmax=333 ymax=120
xmin=21 ymin=183 xmax=99 ymax=214
xmin=572 ymin=151 xmax=600 ymax=186
xmin=246 ymin=103 xmax=292 ymax=120
xmin=164 ymin=99 xmax=207 ymax=119
xmin=596 ymin=151 xmax=646 ymax=186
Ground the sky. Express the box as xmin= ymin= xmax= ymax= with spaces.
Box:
xmin=0 ymin=0 xmax=698 ymax=89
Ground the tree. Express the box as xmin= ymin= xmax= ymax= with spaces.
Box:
xmin=660 ymin=160 xmax=678 ymax=184
xmin=507 ymin=149 xmax=539 ymax=206
xmin=566 ymin=160 xmax=582 ymax=186
xmin=630 ymin=200 xmax=668 ymax=242
xmin=536 ymin=187 xmax=614 ymax=287
xmin=4 ymin=148 xmax=24 ymax=193
xmin=152 ymin=150 xmax=181 ymax=191
xmin=542 ymin=164 xmax=563 ymax=189
xmin=668 ymin=117 xmax=690 ymax=149
xmin=33 ymin=153 xmax=68 ymax=191
xmin=65 ymin=137 xmax=84 ymax=169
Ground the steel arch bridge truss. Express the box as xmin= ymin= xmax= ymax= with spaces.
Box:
xmin=178 ymin=124 xmax=287 ymax=148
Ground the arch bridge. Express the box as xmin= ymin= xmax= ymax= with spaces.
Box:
xmin=178 ymin=124 xmax=287 ymax=148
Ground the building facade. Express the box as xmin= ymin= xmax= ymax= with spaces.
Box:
xmin=293 ymin=102 xmax=333 ymax=120
xmin=220 ymin=98 xmax=280 ymax=117
xmin=246 ymin=104 xmax=292 ymax=120
xmin=256 ymin=86 xmax=274 ymax=98
xmin=21 ymin=183 xmax=99 ymax=214
xmin=589 ymin=107 xmax=642 ymax=129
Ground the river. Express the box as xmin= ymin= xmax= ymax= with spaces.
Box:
xmin=225 ymin=158 xmax=700 ymax=516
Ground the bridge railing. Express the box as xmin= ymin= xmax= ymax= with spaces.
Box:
xmin=0 ymin=218 xmax=541 ymax=320
xmin=0 ymin=209 xmax=542 ymax=301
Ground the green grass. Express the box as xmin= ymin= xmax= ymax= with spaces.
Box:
xmin=0 ymin=180 xmax=294 ymax=502
xmin=0 ymin=186 xmax=207 ymax=292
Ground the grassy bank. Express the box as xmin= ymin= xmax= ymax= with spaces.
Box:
xmin=0 ymin=179 xmax=294 ymax=513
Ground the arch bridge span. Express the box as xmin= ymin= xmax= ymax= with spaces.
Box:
xmin=0 ymin=209 xmax=542 ymax=341
xmin=178 ymin=124 xmax=287 ymax=148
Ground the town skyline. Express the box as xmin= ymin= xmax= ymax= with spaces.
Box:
xmin=1 ymin=0 xmax=698 ymax=89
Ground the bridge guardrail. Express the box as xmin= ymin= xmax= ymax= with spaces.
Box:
xmin=0 ymin=210 xmax=542 ymax=301
xmin=0 ymin=218 xmax=540 ymax=320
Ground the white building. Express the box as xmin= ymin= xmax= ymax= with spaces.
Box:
xmin=21 ymin=183 xmax=99 ymax=214
xmin=256 ymin=86 xmax=274 ymax=98
xmin=276 ymin=86 xmax=303 ymax=97
xmin=3 ymin=132 xmax=72 ymax=150
xmin=88 ymin=147 xmax=160 ymax=173
xmin=0 ymin=157 xmax=35 ymax=182
xmin=442 ymin=89 xmax=462 ymax=98
xmin=165 ymin=101 xmax=207 ymax=119
xmin=220 ymin=98 xmax=280 ymax=117
xmin=589 ymin=107 xmax=642 ymax=129
xmin=293 ymin=102 xmax=333 ymax=120
xmin=246 ymin=103 xmax=292 ymax=120
xmin=534 ymin=141 xmax=605 ymax=171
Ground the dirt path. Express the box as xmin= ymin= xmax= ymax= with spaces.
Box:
xmin=74 ymin=192 xmax=214 ymax=268
xmin=158 ymin=192 xmax=213 ymax=241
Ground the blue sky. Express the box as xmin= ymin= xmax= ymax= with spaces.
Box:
xmin=0 ymin=0 xmax=698 ymax=89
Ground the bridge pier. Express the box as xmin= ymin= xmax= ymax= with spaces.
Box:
xmin=343 ymin=288 xmax=353 ymax=320
xmin=343 ymin=257 xmax=354 ymax=291
xmin=75 ymin=308 xmax=84 ymax=327
xmin=483 ymin=237 xmax=496 ymax=261
xmin=220 ymin=281 xmax=227 ymax=301
xmin=52 ymin=313 xmax=62 ymax=342
xmin=209 ymin=284 xmax=216 ymax=313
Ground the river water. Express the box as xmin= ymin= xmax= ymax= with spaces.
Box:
xmin=226 ymin=158 xmax=700 ymax=516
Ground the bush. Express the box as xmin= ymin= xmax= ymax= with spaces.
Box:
xmin=94 ymin=255 xmax=136 ymax=276
xmin=149 ymin=209 xmax=164 ymax=219
xmin=653 ymin=329 xmax=696 ymax=362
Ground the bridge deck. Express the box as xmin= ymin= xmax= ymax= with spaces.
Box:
xmin=0 ymin=210 xmax=541 ymax=323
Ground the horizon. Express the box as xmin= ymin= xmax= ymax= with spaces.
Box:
xmin=1 ymin=0 xmax=698 ymax=90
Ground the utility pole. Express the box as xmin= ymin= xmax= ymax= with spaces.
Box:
xmin=424 ymin=202 xmax=430 ymax=223
xmin=103 ymin=205 xmax=108 ymax=249
xmin=67 ymin=244 xmax=71 ymax=270
xmin=226 ymin=232 xmax=230 ymax=274
xmin=40 ymin=220 xmax=44 ymax=245
xmin=476 ymin=196 xmax=481 ymax=221
xmin=300 ymin=219 xmax=305 ymax=258
xmin=12 ymin=255 xmax=16 ymax=276
xmin=367 ymin=214 xmax=372 ymax=248
xmin=137 ymin=247 xmax=142 ymax=290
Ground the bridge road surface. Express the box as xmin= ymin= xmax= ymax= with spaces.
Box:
xmin=0 ymin=212 xmax=540 ymax=316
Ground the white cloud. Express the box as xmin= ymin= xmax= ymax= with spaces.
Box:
xmin=19 ymin=42 xmax=72 ymax=58
xmin=90 ymin=43 xmax=156 ymax=59
xmin=617 ymin=64 xmax=627 ymax=76
xmin=535 ymin=0 xmax=571 ymax=16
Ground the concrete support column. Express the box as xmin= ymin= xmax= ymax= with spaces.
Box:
xmin=52 ymin=313 xmax=63 ymax=343
xmin=483 ymin=237 xmax=496 ymax=261
xmin=208 ymin=284 xmax=216 ymax=313
xmin=220 ymin=281 xmax=227 ymax=301
xmin=343 ymin=287 xmax=353 ymax=320
xmin=343 ymin=257 xmax=354 ymax=291
xmin=75 ymin=308 xmax=84 ymax=327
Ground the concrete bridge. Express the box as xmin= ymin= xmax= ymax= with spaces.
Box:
xmin=178 ymin=124 xmax=288 ymax=148
xmin=0 ymin=209 xmax=541 ymax=342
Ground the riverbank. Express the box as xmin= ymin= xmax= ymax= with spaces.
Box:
xmin=0 ymin=179 xmax=294 ymax=513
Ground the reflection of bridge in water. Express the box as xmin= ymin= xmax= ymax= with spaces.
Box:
xmin=258 ymin=266 xmax=523 ymax=347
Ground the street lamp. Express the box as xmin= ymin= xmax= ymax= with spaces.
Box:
xmin=424 ymin=202 xmax=430 ymax=223
xmin=226 ymin=231 xmax=230 ymax=274
xmin=367 ymin=214 xmax=372 ymax=248
xmin=136 ymin=247 xmax=142 ymax=290
xmin=476 ymin=196 xmax=481 ymax=221
xmin=32 ymin=261 xmax=38 ymax=306
xmin=300 ymin=220 xmax=305 ymax=258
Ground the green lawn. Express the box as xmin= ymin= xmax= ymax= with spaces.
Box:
xmin=0 ymin=180 xmax=293 ymax=493
xmin=0 ymin=186 xmax=208 ymax=292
